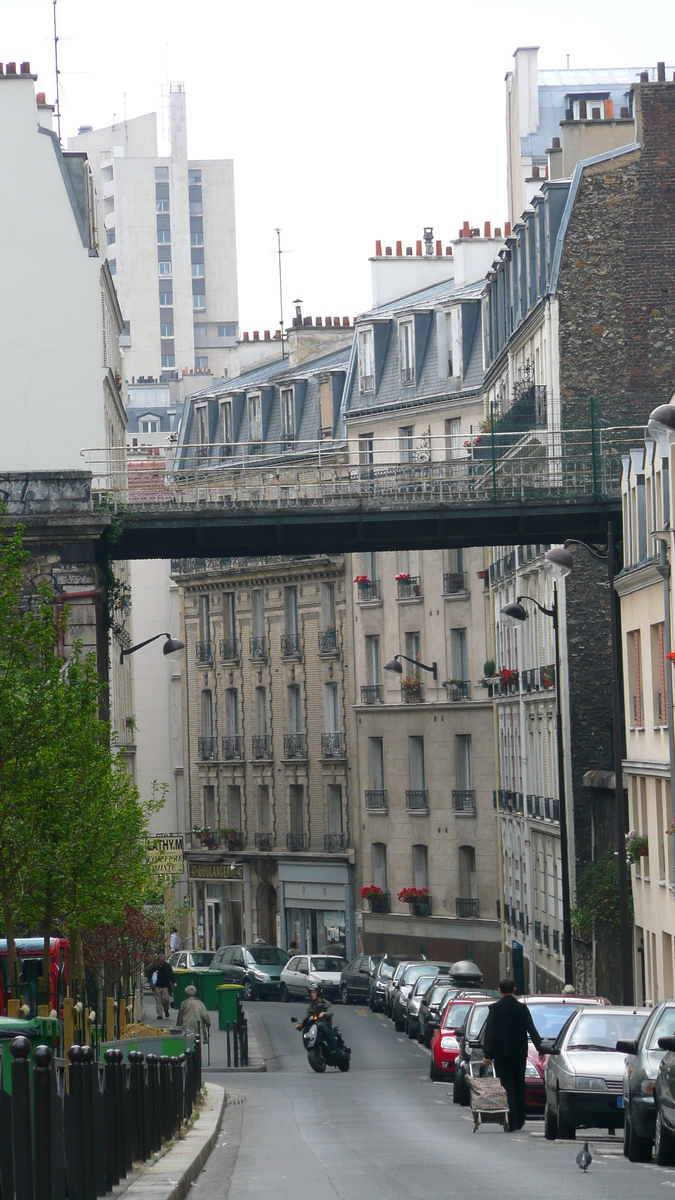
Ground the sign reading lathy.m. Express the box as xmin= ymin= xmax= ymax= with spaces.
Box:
xmin=146 ymin=834 xmax=185 ymax=878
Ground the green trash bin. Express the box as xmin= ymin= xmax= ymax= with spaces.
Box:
xmin=217 ymin=985 xmax=244 ymax=1030
xmin=0 ymin=1016 xmax=54 ymax=1093
xmin=171 ymin=969 xmax=192 ymax=1011
xmin=200 ymin=971 xmax=224 ymax=1012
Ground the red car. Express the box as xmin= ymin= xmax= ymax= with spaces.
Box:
xmin=430 ymin=995 xmax=486 ymax=1082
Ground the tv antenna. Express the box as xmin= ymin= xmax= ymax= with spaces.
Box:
xmin=275 ymin=228 xmax=287 ymax=358
xmin=52 ymin=0 xmax=62 ymax=142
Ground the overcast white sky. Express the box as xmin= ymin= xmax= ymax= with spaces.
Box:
xmin=4 ymin=0 xmax=675 ymax=330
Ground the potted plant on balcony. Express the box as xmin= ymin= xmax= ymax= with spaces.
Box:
xmin=354 ymin=574 xmax=370 ymax=584
xmin=395 ymin=573 xmax=411 ymax=581
xmin=220 ymin=827 xmax=241 ymax=850
xmin=479 ymin=660 xmax=496 ymax=696
xmin=541 ymin=665 xmax=555 ymax=689
xmin=192 ymin=825 xmax=214 ymax=848
xmin=398 ymin=887 xmax=431 ymax=916
xmin=499 ymin=667 xmax=518 ymax=693
xmin=626 ymin=831 xmax=649 ymax=863
xmin=361 ymin=884 xmax=388 ymax=913
xmin=400 ymin=671 xmax=422 ymax=701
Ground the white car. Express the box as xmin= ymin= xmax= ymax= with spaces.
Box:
xmin=280 ymin=953 xmax=345 ymax=1002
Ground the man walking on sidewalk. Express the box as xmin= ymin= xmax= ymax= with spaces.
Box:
xmin=153 ymin=954 xmax=175 ymax=1019
xmin=482 ymin=978 xmax=543 ymax=1131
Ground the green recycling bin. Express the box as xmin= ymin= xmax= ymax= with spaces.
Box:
xmin=217 ymin=984 xmax=244 ymax=1030
xmin=171 ymin=969 xmax=192 ymax=1011
xmin=0 ymin=1016 xmax=57 ymax=1093
xmin=200 ymin=971 xmax=224 ymax=1012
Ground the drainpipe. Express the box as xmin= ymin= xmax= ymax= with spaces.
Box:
xmin=654 ymin=535 xmax=675 ymax=882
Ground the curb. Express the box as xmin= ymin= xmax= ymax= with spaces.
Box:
xmin=120 ymin=1083 xmax=227 ymax=1200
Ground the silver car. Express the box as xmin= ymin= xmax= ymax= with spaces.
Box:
xmin=544 ymin=1005 xmax=649 ymax=1139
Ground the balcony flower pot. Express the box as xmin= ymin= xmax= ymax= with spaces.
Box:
xmin=354 ymin=575 xmax=370 ymax=585
xmin=626 ymin=832 xmax=649 ymax=864
xmin=361 ymin=885 xmax=383 ymax=900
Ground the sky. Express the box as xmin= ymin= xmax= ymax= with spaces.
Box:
xmin=4 ymin=0 xmax=675 ymax=331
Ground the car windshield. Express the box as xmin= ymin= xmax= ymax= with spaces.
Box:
xmin=310 ymin=957 xmax=343 ymax=972
xmin=525 ymin=1002 xmax=585 ymax=1039
xmin=648 ymin=1007 xmax=675 ymax=1050
xmin=190 ymin=952 xmax=214 ymax=968
xmin=467 ymin=1003 xmax=492 ymax=1038
xmin=443 ymin=1000 xmax=474 ymax=1029
xmin=247 ymin=948 xmax=289 ymax=966
xmin=568 ymin=1012 xmax=647 ymax=1050
xmin=379 ymin=962 xmax=395 ymax=979
xmin=427 ymin=986 xmax=451 ymax=1006
xmin=403 ymin=963 xmax=438 ymax=985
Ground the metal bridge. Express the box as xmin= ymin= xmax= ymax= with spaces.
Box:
xmin=81 ymin=425 xmax=642 ymax=560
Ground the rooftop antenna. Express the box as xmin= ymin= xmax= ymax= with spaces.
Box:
xmin=52 ymin=0 xmax=62 ymax=143
xmin=275 ymin=228 xmax=287 ymax=358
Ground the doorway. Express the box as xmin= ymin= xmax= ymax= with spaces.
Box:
xmin=206 ymin=899 xmax=222 ymax=950
xmin=257 ymin=882 xmax=278 ymax=944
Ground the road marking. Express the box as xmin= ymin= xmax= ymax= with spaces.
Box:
xmin=355 ymin=1009 xmax=367 ymax=1017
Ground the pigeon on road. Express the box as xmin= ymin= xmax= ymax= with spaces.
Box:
xmin=576 ymin=1141 xmax=592 ymax=1172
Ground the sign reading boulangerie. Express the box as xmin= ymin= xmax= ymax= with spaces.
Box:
xmin=146 ymin=834 xmax=185 ymax=878
xmin=188 ymin=861 xmax=244 ymax=880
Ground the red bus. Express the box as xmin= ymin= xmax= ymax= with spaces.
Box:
xmin=0 ymin=937 xmax=69 ymax=1015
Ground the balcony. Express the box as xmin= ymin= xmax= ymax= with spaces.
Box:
xmin=452 ymin=789 xmax=476 ymax=814
xmin=219 ymin=829 xmax=246 ymax=851
xmin=401 ymin=679 xmax=423 ymax=703
xmin=193 ymin=830 xmax=217 ymax=850
xmin=445 ymin=680 xmax=470 ymax=701
xmin=195 ymin=641 xmax=212 ymax=663
xmin=251 ymin=734 xmax=272 ymax=759
xmin=400 ymin=366 xmax=414 ymax=385
xmin=492 ymin=672 xmax=519 ymax=696
xmin=408 ymin=895 xmax=431 ymax=917
xmin=553 ymin=929 xmax=560 ymax=953
xmin=365 ymin=790 xmax=387 ymax=812
xmin=540 ymin=664 xmax=555 ymax=690
xmin=249 ymin=636 xmax=267 ymax=661
xmin=534 ymin=920 xmax=542 ymax=942
xmin=356 ymin=580 xmax=380 ymax=602
xmin=221 ymin=735 xmax=243 ymax=761
xmin=405 ymin=789 xmax=429 ymax=812
xmin=318 ymin=628 xmax=339 ymax=655
xmin=197 ymin=736 xmax=216 ymax=761
xmin=521 ymin=664 xmax=556 ymax=692
xmin=396 ymin=575 xmax=421 ymax=599
xmin=321 ymin=732 xmax=343 ymax=758
xmin=280 ymin=633 xmax=301 ymax=658
xmin=283 ymin=733 xmax=307 ymax=760
xmin=443 ymin=572 xmax=466 ymax=595
xmin=324 ymin=833 xmax=347 ymax=852
xmin=361 ymin=684 xmax=383 ymax=705
xmin=367 ymin=891 xmax=390 ymax=914
xmin=543 ymin=925 xmax=549 ymax=948
xmin=456 ymin=897 xmax=480 ymax=919
xmin=219 ymin=637 xmax=238 ymax=662
xmin=286 ymin=832 xmax=307 ymax=851
xmin=254 ymin=832 xmax=274 ymax=851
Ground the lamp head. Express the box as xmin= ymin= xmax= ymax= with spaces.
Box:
xmin=383 ymin=657 xmax=403 ymax=675
xmin=648 ymin=403 xmax=675 ymax=447
xmin=500 ymin=602 xmax=528 ymax=627
xmin=163 ymin=635 xmax=185 ymax=659
xmin=544 ymin=546 xmax=574 ymax=579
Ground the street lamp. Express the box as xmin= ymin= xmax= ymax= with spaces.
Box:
xmin=500 ymin=584 xmax=574 ymax=987
xmin=119 ymin=632 xmax=185 ymax=667
xmin=648 ymin=403 xmax=675 ymax=447
xmin=384 ymin=654 xmax=438 ymax=680
xmin=561 ymin=531 xmax=633 ymax=1005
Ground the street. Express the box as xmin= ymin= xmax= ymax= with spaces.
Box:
xmin=191 ymin=1000 xmax=675 ymax=1199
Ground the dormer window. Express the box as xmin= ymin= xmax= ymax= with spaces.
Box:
xmin=219 ymin=399 xmax=233 ymax=454
xmin=571 ymin=97 xmax=606 ymax=121
xmin=140 ymin=416 xmax=159 ymax=434
xmin=281 ymin=387 xmax=295 ymax=447
xmin=399 ymin=320 xmax=414 ymax=385
xmin=446 ymin=309 xmax=462 ymax=383
xmin=358 ymin=327 xmax=375 ymax=392
xmin=248 ymin=393 xmax=262 ymax=448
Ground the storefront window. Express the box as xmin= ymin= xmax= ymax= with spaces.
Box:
xmin=285 ymin=908 xmax=346 ymax=955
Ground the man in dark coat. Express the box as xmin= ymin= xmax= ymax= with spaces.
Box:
xmin=482 ymin=978 xmax=543 ymax=1131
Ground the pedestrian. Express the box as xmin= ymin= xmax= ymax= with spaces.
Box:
xmin=153 ymin=953 xmax=175 ymax=1019
xmin=177 ymin=984 xmax=211 ymax=1038
xmin=170 ymin=927 xmax=181 ymax=953
xmin=289 ymin=939 xmax=299 ymax=954
xmin=482 ymin=977 xmax=543 ymax=1132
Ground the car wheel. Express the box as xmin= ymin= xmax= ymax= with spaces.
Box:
xmin=407 ymin=1020 xmax=416 ymax=1040
xmin=430 ymin=1057 xmax=441 ymax=1082
xmin=625 ymin=1107 xmax=652 ymax=1162
xmin=544 ymin=1101 xmax=558 ymax=1141
xmin=280 ymin=983 xmax=289 ymax=1003
xmin=655 ymin=1108 xmax=675 ymax=1166
xmin=369 ymin=992 xmax=376 ymax=1012
xmin=556 ymin=1090 xmax=575 ymax=1140
xmin=394 ymin=1011 xmax=405 ymax=1032
xmin=341 ymin=984 xmax=350 ymax=1005
xmin=243 ymin=979 xmax=256 ymax=1001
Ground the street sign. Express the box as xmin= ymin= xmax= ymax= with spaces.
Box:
xmin=188 ymin=861 xmax=244 ymax=881
xmin=146 ymin=834 xmax=185 ymax=878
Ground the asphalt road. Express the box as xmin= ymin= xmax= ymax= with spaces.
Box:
xmin=195 ymin=999 xmax=675 ymax=1199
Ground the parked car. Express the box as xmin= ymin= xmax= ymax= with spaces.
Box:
xmin=383 ymin=957 xmax=426 ymax=1017
xmin=369 ymin=957 xmax=400 ymax=1012
xmin=280 ymin=953 xmax=345 ymax=1001
xmin=621 ymin=999 xmax=675 ymax=1161
xmin=405 ymin=973 xmax=454 ymax=1039
xmin=210 ymin=943 xmax=289 ymax=999
xmin=430 ymin=995 xmax=487 ymax=1081
xmin=517 ymin=995 xmax=608 ymax=1116
xmin=168 ymin=950 xmax=215 ymax=970
xmin=418 ymin=981 xmax=456 ymax=1048
xmin=453 ymin=998 xmax=497 ymax=1104
xmin=392 ymin=962 xmax=451 ymax=1031
xmin=544 ymin=1006 xmax=649 ymax=1139
xmin=340 ymin=954 xmax=382 ymax=1004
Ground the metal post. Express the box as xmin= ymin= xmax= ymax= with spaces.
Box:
xmin=33 ymin=1046 xmax=53 ymax=1200
xmin=607 ymin=522 xmax=634 ymax=1003
xmin=159 ymin=1057 xmax=171 ymax=1142
xmin=655 ymin=540 xmax=675 ymax=885
xmin=103 ymin=1051 xmax=119 ymax=1188
xmin=67 ymin=1044 xmax=85 ymax=1200
xmin=590 ymin=396 xmax=598 ymax=497
xmin=146 ymin=1055 xmax=160 ymax=1154
xmin=552 ymin=586 xmax=574 ymax=985
xmin=80 ymin=1046 xmax=96 ymax=1200
xmin=193 ymin=1037 xmax=201 ymax=1097
xmin=178 ymin=1054 xmax=187 ymax=1124
xmin=11 ymin=1037 xmax=34 ymax=1200
xmin=128 ymin=1053 xmax=141 ymax=1163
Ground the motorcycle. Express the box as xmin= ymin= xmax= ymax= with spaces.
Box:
xmin=291 ymin=1014 xmax=351 ymax=1073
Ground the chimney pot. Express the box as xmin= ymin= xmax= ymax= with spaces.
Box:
xmin=334 ymin=317 xmax=340 ymax=326
xmin=253 ymin=330 xmax=260 ymax=339
xmin=274 ymin=330 xmax=281 ymax=339
xmin=406 ymin=247 xmax=413 ymax=255
xmin=436 ymin=240 xmax=442 ymax=255
xmin=484 ymin=222 xmax=491 ymax=238
xmin=552 ymin=136 xmax=560 ymax=148
xmin=7 ymin=63 xmax=17 ymax=75
xmin=385 ymin=245 xmax=392 ymax=255
xmin=243 ymin=332 xmax=249 ymax=341
xmin=605 ymin=98 xmax=614 ymax=119
xmin=326 ymin=317 xmax=332 ymax=326
xmin=20 ymin=62 xmax=30 ymax=74
xmin=462 ymin=220 xmax=471 ymax=238
xmin=471 ymin=227 xmax=480 ymax=237
xmin=504 ymin=222 xmax=511 ymax=236
xmin=342 ymin=317 xmax=349 ymax=326
xmin=264 ymin=330 xmax=270 ymax=339
xmin=495 ymin=227 xmax=502 ymax=238
xmin=416 ymin=240 xmax=422 ymax=256
xmin=445 ymin=245 xmax=452 ymax=255
xmin=640 ymin=71 xmax=649 ymax=82
xmin=658 ymin=61 xmax=666 ymax=82
xmin=375 ymin=239 xmax=382 ymax=256
xmin=315 ymin=317 xmax=322 ymax=326
xmin=37 ymin=92 xmax=45 ymax=103
xmin=396 ymin=240 xmax=402 ymax=256
xmin=532 ymin=165 xmax=540 ymax=178
xmin=0 ymin=65 xmax=4 ymax=75
xmin=303 ymin=316 xmax=311 ymax=326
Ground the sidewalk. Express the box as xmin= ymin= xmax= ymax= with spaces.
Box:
xmin=118 ymin=1082 xmax=226 ymax=1200
xmin=142 ymin=993 xmax=267 ymax=1073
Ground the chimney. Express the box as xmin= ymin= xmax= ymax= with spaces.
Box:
xmin=605 ymin=98 xmax=614 ymax=119
xmin=342 ymin=317 xmax=349 ymax=326
xmin=274 ymin=330 xmax=281 ymax=339
xmin=620 ymin=106 xmax=629 ymax=117
xmin=6 ymin=63 xmax=17 ymax=75
xmin=406 ymin=247 xmax=413 ymax=255
xmin=532 ymin=165 xmax=540 ymax=178
xmin=396 ymin=240 xmax=402 ymax=256
xmin=423 ymin=227 xmax=434 ymax=256
xmin=436 ymin=240 xmax=442 ymax=256
xmin=243 ymin=332 xmax=249 ymax=341
xmin=20 ymin=62 xmax=31 ymax=74
xmin=504 ymin=222 xmax=511 ymax=236
xmin=551 ymin=136 xmax=560 ymax=148
xmin=640 ymin=71 xmax=649 ymax=82
xmin=445 ymin=245 xmax=452 ymax=255
xmin=264 ymin=330 xmax=270 ymax=339
xmin=303 ymin=316 xmax=311 ymax=326
xmin=326 ymin=317 xmax=332 ymax=326
xmin=416 ymin=240 xmax=423 ymax=256
xmin=658 ymin=61 xmax=666 ymax=82
xmin=315 ymin=317 xmax=322 ymax=326
xmin=495 ymin=227 xmax=502 ymax=237
xmin=385 ymin=246 xmax=392 ymax=255
xmin=462 ymin=220 xmax=471 ymax=238
xmin=333 ymin=317 xmax=340 ymax=326
xmin=484 ymin=221 xmax=491 ymax=238
xmin=253 ymin=330 xmax=260 ymax=339
xmin=375 ymin=239 xmax=382 ymax=256
xmin=37 ymin=92 xmax=45 ymax=103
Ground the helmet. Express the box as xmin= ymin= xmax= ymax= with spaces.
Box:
xmin=309 ymin=980 xmax=323 ymax=996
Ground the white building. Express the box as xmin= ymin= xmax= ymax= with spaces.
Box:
xmin=68 ymin=85 xmax=239 ymax=386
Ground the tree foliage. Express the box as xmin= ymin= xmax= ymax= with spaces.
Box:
xmin=571 ymin=854 xmax=634 ymax=935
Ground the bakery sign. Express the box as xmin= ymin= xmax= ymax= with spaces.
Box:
xmin=188 ymin=861 xmax=244 ymax=881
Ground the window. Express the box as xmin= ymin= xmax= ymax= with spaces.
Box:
xmin=159 ymin=261 xmax=172 ymax=277
xmin=372 ymin=843 xmax=387 ymax=892
xmin=188 ymin=168 xmax=202 ymax=184
xmin=192 ymin=263 xmax=205 ymax=277
xmin=223 ymin=591 xmax=235 ymax=641
xmin=359 ymin=434 xmax=374 ymax=465
xmin=195 ymin=356 xmax=208 ymax=369
xmin=324 ymin=683 xmax=339 ymax=733
xmin=225 ymin=689 xmax=239 ymax=737
xmin=404 ymin=631 xmax=421 ymax=673
xmin=412 ymin=844 xmax=428 ymax=891
xmin=157 ymin=228 xmax=171 ymax=244
xmin=251 ymin=588 xmax=264 ymax=638
xmin=287 ymin=685 xmax=302 ymax=733
xmin=399 ymin=425 xmax=414 ymax=464
xmin=195 ymin=406 xmax=209 ymax=449
xmin=449 ymin=548 xmax=464 ymax=573
xmin=358 ymin=327 xmax=375 ymax=392
xmin=447 ymin=308 xmax=461 ymax=379
xmin=248 ymin=393 xmax=262 ymax=442
xmin=258 ymin=785 xmax=270 ymax=830
xmin=365 ymin=635 xmax=380 ymax=685
xmin=203 ymin=785 xmax=215 ymax=829
xmin=255 ymin=687 xmax=267 ymax=735
xmin=199 ymin=594 xmax=210 ymax=642
xmin=194 ymin=326 xmax=207 ymax=340
xmin=399 ymin=320 xmax=414 ymax=384
xmin=368 ymin=738 xmax=384 ymax=790
xmin=290 ymin=785 xmax=304 ymax=836
xmin=106 ymin=230 xmax=116 ymax=245
xmin=284 ymin=585 xmax=298 ymax=636
xmin=161 ymin=354 xmax=174 ymax=368
xmin=651 ymin=622 xmax=667 ymax=725
xmin=458 ymin=845 xmax=476 ymax=898
xmin=627 ymin=630 xmax=644 ymax=727
xmin=193 ymin=294 xmax=206 ymax=310
xmin=140 ymin=418 xmax=159 ymax=434
xmin=190 ymin=200 xmax=203 ymax=216
xmin=228 ymin=785 xmax=242 ymax=830
xmin=281 ymin=387 xmax=295 ymax=443
xmin=364 ymin=551 xmax=379 ymax=582
xmin=445 ymin=417 xmax=461 ymax=459
xmin=155 ymin=166 xmax=169 ymax=181
xmin=201 ymin=689 xmax=213 ymax=737
xmin=321 ymin=583 xmax=335 ymax=629
xmin=156 ymin=198 xmax=169 ymax=213
xmin=320 ymin=380 xmax=332 ymax=434
xmin=399 ymin=549 xmax=419 ymax=577
xmin=159 ymin=289 xmax=173 ymax=306
xmin=327 ymin=784 xmax=343 ymax=835
xmin=455 ymin=735 xmax=472 ymax=789
xmin=451 ymin=629 xmax=468 ymax=682
xmin=219 ymin=324 xmax=236 ymax=337
xmin=409 ymin=736 xmax=425 ymax=790
xmin=572 ymin=97 xmax=605 ymax=120
xmin=160 ymin=323 xmax=174 ymax=337
xmin=108 ymin=259 xmax=117 ymax=275
xmin=191 ymin=230 xmax=204 ymax=246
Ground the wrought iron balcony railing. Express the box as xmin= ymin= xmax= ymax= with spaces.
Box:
xmin=540 ymin=664 xmax=556 ymax=690
xmin=443 ymin=572 xmax=466 ymax=595
xmin=445 ymin=680 xmax=470 ymax=701
xmin=195 ymin=641 xmax=212 ymax=663
xmin=324 ymin=833 xmax=346 ymax=852
xmin=534 ymin=920 xmax=542 ymax=942
xmin=221 ymin=735 xmax=243 ymax=760
xmin=456 ymin=897 xmax=480 ymax=918
xmin=280 ymin=633 xmax=301 ymax=657
xmin=251 ymin=734 xmax=272 ymax=759
xmin=405 ymin=789 xmax=428 ymax=811
xmin=255 ymin=831 xmax=274 ymax=850
xmin=318 ymin=628 xmax=339 ymax=654
xmin=543 ymin=924 xmax=549 ymax=948
xmin=401 ymin=680 xmax=423 ymax=703
xmin=286 ymin=832 xmax=307 ymax=851
xmin=396 ymin=575 xmax=421 ymax=599
xmin=400 ymin=366 xmax=415 ymax=385
xmin=408 ymin=895 xmax=431 ymax=917
xmin=249 ymin=636 xmax=267 ymax=660
xmin=361 ymin=684 xmax=383 ymax=705
xmin=321 ymin=732 xmax=342 ymax=758
xmin=552 ymin=929 xmax=560 ymax=953
xmin=356 ymin=580 xmax=380 ymax=602
xmin=452 ymin=789 xmax=476 ymax=813
xmin=368 ymin=891 xmax=390 ymax=913
xmin=220 ymin=830 xmax=246 ymax=851
xmin=197 ymin=736 xmax=216 ymax=761
xmin=219 ymin=636 xmax=238 ymax=661
xmin=365 ymin=789 xmax=387 ymax=811
xmin=283 ymin=733 xmax=307 ymax=759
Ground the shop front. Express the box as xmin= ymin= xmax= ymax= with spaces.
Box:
xmin=188 ymin=860 xmax=252 ymax=950
xmin=278 ymin=861 xmax=355 ymax=960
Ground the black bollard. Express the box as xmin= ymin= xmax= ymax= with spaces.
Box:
xmin=80 ymin=1047 xmax=96 ymax=1200
xmin=119 ymin=1053 xmax=133 ymax=1174
xmin=92 ymin=1062 xmax=106 ymax=1198
xmin=33 ymin=1045 xmax=53 ymax=1200
xmin=193 ymin=1036 xmax=202 ymax=1098
xmin=103 ymin=1050 xmax=119 ymax=1189
xmin=159 ymin=1056 xmax=172 ymax=1143
xmin=11 ymin=1037 xmax=33 ymax=1200
xmin=184 ymin=1050 xmax=193 ymax=1121
xmin=145 ymin=1055 xmax=160 ymax=1154
xmin=113 ymin=1052 xmax=128 ymax=1178
xmin=169 ymin=1057 xmax=179 ymax=1135
xmin=178 ymin=1054 xmax=187 ymax=1125
xmin=67 ymin=1044 xmax=85 ymax=1200
xmin=128 ymin=1053 xmax=141 ymax=1163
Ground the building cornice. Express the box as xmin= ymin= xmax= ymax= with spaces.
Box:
xmin=614 ymin=560 xmax=662 ymax=596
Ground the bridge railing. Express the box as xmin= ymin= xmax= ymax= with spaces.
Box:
xmin=81 ymin=424 xmax=646 ymax=512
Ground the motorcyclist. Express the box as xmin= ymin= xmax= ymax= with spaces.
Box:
xmin=296 ymin=982 xmax=338 ymax=1054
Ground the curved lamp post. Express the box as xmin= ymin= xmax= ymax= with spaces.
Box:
xmin=119 ymin=632 xmax=185 ymax=667
xmin=648 ymin=403 xmax=675 ymax=447
xmin=501 ymin=564 xmax=574 ymax=987
xmin=384 ymin=653 xmax=437 ymax=680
